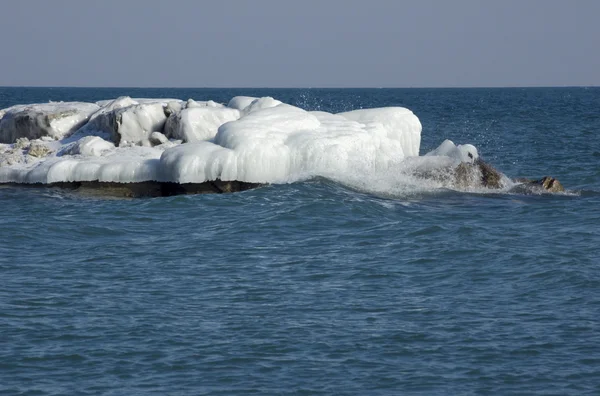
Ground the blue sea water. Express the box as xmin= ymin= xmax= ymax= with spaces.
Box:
xmin=1 ymin=87 xmax=599 ymax=395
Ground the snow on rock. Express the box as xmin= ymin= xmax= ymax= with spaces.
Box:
xmin=77 ymin=97 xmax=168 ymax=146
xmin=338 ymin=107 xmax=422 ymax=157
xmin=62 ymin=136 xmax=116 ymax=157
xmin=95 ymin=98 xmax=182 ymax=107
xmin=163 ymin=106 xmax=240 ymax=143
xmin=149 ymin=132 xmax=169 ymax=146
xmin=227 ymin=96 xmax=258 ymax=111
xmin=27 ymin=142 xmax=53 ymax=158
xmin=185 ymin=99 xmax=224 ymax=109
xmin=241 ymin=97 xmax=283 ymax=116
xmin=425 ymin=139 xmax=479 ymax=164
xmin=0 ymin=102 xmax=100 ymax=143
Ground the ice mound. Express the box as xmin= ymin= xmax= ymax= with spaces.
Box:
xmin=0 ymin=95 xmax=489 ymax=192
xmin=0 ymin=102 xmax=100 ymax=143
xmin=164 ymin=106 xmax=240 ymax=143
xmin=76 ymin=97 xmax=170 ymax=146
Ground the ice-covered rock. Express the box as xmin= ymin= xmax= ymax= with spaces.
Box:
xmin=163 ymin=106 xmax=240 ymax=143
xmin=241 ymin=97 xmax=283 ymax=116
xmin=425 ymin=139 xmax=478 ymax=164
xmin=0 ymin=147 xmax=26 ymax=167
xmin=185 ymin=99 xmax=224 ymax=109
xmin=149 ymin=132 xmax=169 ymax=146
xmin=77 ymin=98 xmax=168 ymax=146
xmin=62 ymin=136 xmax=115 ymax=157
xmin=0 ymin=102 xmax=100 ymax=143
xmin=227 ymin=96 xmax=258 ymax=111
xmin=95 ymin=98 xmax=182 ymax=107
xmin=339 ymin=107 xmax=422 ymax=157
xmin=14 ymin=137 xmax=31 ymax=150
xmin=164 ymin=101 xmax=184 ymax=117
xmin=27 ymin=141 xmax=53 ymax=158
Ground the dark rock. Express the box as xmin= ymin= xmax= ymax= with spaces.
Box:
xmin=518 ymin=176 xmax=564 ymax=193
xmin=38 ymin=180 xmax=262 ymax=198
xmin=476 ymin=159 xmax=503 ymax=189
xmin=455 ymin=159 xmax=505 ymax=189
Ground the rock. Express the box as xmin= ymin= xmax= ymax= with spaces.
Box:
xmin=27 ymin=142 xmax=53 ymax=158
xmin=149 ymin=131 xmax=169 ymax=146
xmin=454 ymin=159 xmax=508 ymax=189
xmin=0 ymin=149 xmax=25 ymax=167
xmin=44 ymin=180 xmax=262 ymax=198
xmin=164 ymin=101 xmax=183 ymax=117
xmin=538 ymin=176 xmax=564 ymax=192
xmin=425 ymin=139 xmax=479 ymax=164
xmin=14 ymin=137 xmax=31 ymax=150
xmin=227 ymin=96 xmax=258 ymax=111
xmin=62 ymin=136 xmax=115 ymax=157
xmin=163 ymin=106 xmax=240 ymax=143
xmin=0 ymin=102 xmax=100 ymax=143
xmin=77 ymin=98 xmax=167 ymax=146
xmin=476 ymin=159 xmax=503 ymax=189
xmin=514 ymin=176 xmax=565 ymax=193
xmin=456 ymin=159 xmax=565 ymax=192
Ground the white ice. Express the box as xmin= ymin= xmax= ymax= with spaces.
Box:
xmin=0 ymin=95 xmax=481 ymax=190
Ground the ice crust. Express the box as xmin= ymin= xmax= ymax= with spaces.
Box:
xmin=0 ymin=102 xmax=100 ymax=143
xmin=0 ymin=95 xmax=479 ymax=188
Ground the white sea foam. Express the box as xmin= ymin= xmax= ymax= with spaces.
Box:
xmin=0 ymin=96 xmax=484 ymax=191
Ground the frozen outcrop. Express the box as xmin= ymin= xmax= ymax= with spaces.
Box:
xmin=227 ymin=96 xmax=258 ymax=111
xmin=0 ymin=97 xmax=424 ymax=187
xmin=27 ymin=141 xmax=53 ymax=158
xmin=425 ymin=139 xmax=478 ymax=164
xmin=339 ymin=107 xmax=422 ymax=157
xmin=62 ymin=136 xmax=115 ymax=157
xmin=149 ymin=132 xmax=169 ymax=146
xmin=0 ymin=102 xmax=100 ymax=143
xmin=163 ymin=106 xmax=240 ymax=143
xmin=20 ymin=96 xmax=568 ymax=198
xmin=76 ymin=97 xmax=168 ymax=146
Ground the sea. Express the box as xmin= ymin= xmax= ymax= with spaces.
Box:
xmin=1 ymin=87 xmax=599 ymax=395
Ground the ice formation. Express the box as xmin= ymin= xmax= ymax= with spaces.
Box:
xmin=0 ymin=95 xmax=482 ymax=191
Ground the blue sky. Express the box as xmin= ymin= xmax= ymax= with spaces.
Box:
xmin=1 ymin=0 xmax=598 ymax=87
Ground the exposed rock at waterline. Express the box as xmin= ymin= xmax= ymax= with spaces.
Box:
xmin=513 ymin=176 xmax=565 ymax=193
xmin=455 ymin=159 xmax=564 ymax=192
xmin=7 ymin=179 xmax=262 ymax=198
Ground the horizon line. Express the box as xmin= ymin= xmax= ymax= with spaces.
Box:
xmin=0 ymin=85 xmax=598 ymax=90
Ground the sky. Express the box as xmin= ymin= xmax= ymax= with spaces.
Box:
xmin=0 ymin=0 xmax=599 ymax=88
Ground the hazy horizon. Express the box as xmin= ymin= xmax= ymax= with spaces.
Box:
xmin=1 ymin=0 xmax=599 ymax=88
xmin=1 ymin=84 xmax=599 ymax=89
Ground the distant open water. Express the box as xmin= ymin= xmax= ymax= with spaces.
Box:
xmin=1 ymin=87 xmax=599 ymax=395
